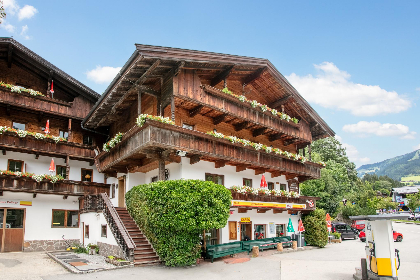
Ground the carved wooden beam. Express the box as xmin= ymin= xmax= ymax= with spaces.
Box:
xmin=298 ymin=175 xmax=311 ymax=183
xmin=234 ymin=121 xmax=248 ymax=131
xmin=213 ymin=114 xmax=227 ymax=125
xmin=215 ymin=160 xmax=226 ymax=168
xmin=270 ymin=94 xmax=292 ymax=109
xmin=273 ymin=209 xmax=283 ymax=214
xmin=269 ymin=133 xmax=282 ymax=142
xmin=288 ymin=210 xmax=298 ymax=215
xmin=255 ymin=169 xmax=266 ymax=175
xmin=238 ymin=208 xmax=248 ymax=213
xmin=284 ymin=138 xmax=298 ymax=146
xmin=190 ymin=154 xmax=201 ymax=165
xmin=252 ymin=127 xmax=266 ymax=137
xmin=137 ymin=85 xmax=159 ymax=97
xmin=236 ymin=165 xmax=248 ymax=172
xmin=2 ymin=150 xmax=6 ymax=155
xmin=33 ymin=193 xmax=37 ymax=198
xmin=7 ymin=45 xmax=13 ymax=68
xmin=163 ymin=61 xmax=185 ymax=81
xmin=63 ymin=195 xmax=68 ymax=200
xmin=211 ymin=65 xmax=235 ymax=87
xmin=243 ymin=67 xmax=266 ymax=86
xmin=285 ymin=174 xmax=296 ymax=180
xmin=257 ymin=209 xmax=269 ymax=213
xmin=35 ymin=154 xmax=39 ymax=160
xmin=271 ymin=171 xmax=281 ymax=178
xmin=189 ymin=105 xmax=204 ymax=117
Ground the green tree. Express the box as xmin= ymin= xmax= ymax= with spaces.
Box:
xmin=302 ymin=208 xmax=328 ymax=247
xmin=0 ymin=1 xmax=6 ymax=21
xmin=407 ymin=192 xmax=420 ymax=212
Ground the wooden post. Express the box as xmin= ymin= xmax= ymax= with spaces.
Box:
xmin=170 ymin=96 xmax=175 ymax=122
xmin=308 ymin=144 xmax=312 ymax=161
xmin=277 ymin=243 xmax=283 ymax=252
xmin=65 ymin=155 xmax=70 ymax=180
xmin=138 ymin=91 xmax=142 ymax=115
xmin=292 ymin=241 xmax=297 ymax=250
xmin=252 ymin=246 xmax=259 ymax=258
xmin=68 ymin=119 xmax=72 ymax=142
xmin=158 ymin=158 xmax=165 ymax=181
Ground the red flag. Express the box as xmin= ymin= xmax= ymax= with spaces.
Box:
xmin=50 ymin=80 xmax=54 ymax=94
xmin=260 ymin=174 xmax=267 ymax=188
xmin=49 ymin=158 xmax=55 ymax=172
xmin=298 ymin=220 xmax=305 ymax=232
xmin=326 ymin=213 xmax=332 ymax=232
xmin=44 ymin=120 xmax=50 ymax=134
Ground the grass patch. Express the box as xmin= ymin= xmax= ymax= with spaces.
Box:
xmin=401 ymin=175 xmax=420 ymax=182
xmin=392 ymin=219 xmax=420 ymax=224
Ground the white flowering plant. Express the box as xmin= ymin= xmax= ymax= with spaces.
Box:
xmin=103 ymin=132 xmax=124 ymax=152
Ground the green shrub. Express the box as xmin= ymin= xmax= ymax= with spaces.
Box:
xmin=302 ymin=208 xmax=329 ymax=248
xmin=126 ymin=179 xmax=231 ymax=266
xmin=331 ymin=232 xmax=341 ymax=239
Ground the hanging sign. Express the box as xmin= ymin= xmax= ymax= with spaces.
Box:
xmin=0 ymin=199 xmax=32 ymax=206
xmin=241 ymin=217 xmax=251 ymax=223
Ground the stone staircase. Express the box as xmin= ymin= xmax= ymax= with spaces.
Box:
xmin=114 ymin=207 xmax=161 ymax=266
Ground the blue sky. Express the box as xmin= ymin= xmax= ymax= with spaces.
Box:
xmin=1 ymin=0 xmax=419 ymax=168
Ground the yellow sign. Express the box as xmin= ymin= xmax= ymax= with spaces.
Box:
xmin=232 ymin=200 xmax=306 ymax=210
xmin=241 ymin=217 xmax=251 ymax=223
xmin=20 ymin=201 xmax=32 ymax=206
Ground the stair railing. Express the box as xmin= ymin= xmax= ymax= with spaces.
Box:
xmin=98 ymin=193 xmax=135 ymax=261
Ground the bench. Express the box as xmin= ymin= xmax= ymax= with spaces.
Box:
xmin=273 ymin=236 xmax=293 ymax=248
xmin=205 ymin=242 xmax=245 ymax=263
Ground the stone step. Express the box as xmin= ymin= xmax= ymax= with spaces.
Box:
xmin=134 ymin=251 xmax=158 ymax=258
xmin=134 ymin=248 xmax=154 ymax=253
xmin=134 ymin=256 xmax=160 ymax=262
xmin=133 ymin=260 xmax=161 ymax=267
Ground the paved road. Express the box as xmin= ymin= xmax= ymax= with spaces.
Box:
xmin=1 ymin=222 xmax=418 ymax=280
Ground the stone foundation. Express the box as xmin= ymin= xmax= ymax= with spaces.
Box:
xmin=23 ymin=239 xmax=80 ymax=252
xmin=97 ymin=242 xmax=125 ymax=259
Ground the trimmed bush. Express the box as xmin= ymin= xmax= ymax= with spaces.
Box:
xmin=302 ymin=208 xmax=329 ymax=248
xmin=125 ymin=179 xmax=231 ymax=266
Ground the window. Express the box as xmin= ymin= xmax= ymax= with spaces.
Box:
xmin=57 ymin=165 xmax=67 ymax=178
xmin=151 ymin=176 xmax=158 ymax=182
xmin=243 ymin=178 xmax=252 ymax=187
xmin=8 ymin=159 xmax=24 ymax=172
xmin=12 ymin=122 xmax=25 ymax=130
xmin=182 ymin=123 xmax=194 ymax=130
xmin=280 ymin=184 xmax=287 ymax=191
xmin=110 ymin=183 xmax=116 ymax=198
xmin=85 ymin=225 xmax=89 ymax=238
xmin=81 ymin=169 xmax=93 ymax=182
xmin=83 ymin=135 xmax=93 ymax=146
xmin=268 ymin=182 xmax=274 ymax=190
xmin=228 ymin=221 xmax=237 ymax=240
xmin=101 ymin=225 xmax=107 ymax=237
xmin=59 ymin=130 xmax=69 ymax=140
xmin=52 ymin=210 xmax=79 ymax=228
xmin=254 ymin=224 xmax=266 ymax=239
xmin=276 ymin=224 xmax=285 ymax=237
xmin=205 ymin=173 xmax=224 ymax=185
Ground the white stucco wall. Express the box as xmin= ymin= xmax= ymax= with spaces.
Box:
xmin=79 ymin=212 xmax=118 ymax=246
xmin=0 ymin=151 xmax=104 ymax=183
xmin=0 ymin=191 xmax=80 ymax=240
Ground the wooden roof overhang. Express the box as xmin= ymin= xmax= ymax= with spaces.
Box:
xmin=0 ymin=37 xmax=100 ymax=103
xmin=0 ymin=130 xmax=96 ymax=163
xmin=83 ymin=44 xmax=335 ymax=140
xmin=0 ymin=175 xmax=110 ymax=196
xmin=95 ymin=120 xmax=323 ymax=181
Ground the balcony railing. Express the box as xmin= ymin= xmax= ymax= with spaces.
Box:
xmin=0 ymin=175 xmax=109 ymax=196
xmin=0 ymin=130 xmax=95 ymax=162
xmin=96 ymin=120 xmax=322 ymax=179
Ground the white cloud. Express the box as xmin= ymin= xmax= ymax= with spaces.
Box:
xmin=0 ymin=19 xmax=15 ymax=32
xmin=86 ymin=66 xmax=122 ymax=84
xmin=17 ymin=5 xmax=37 ymax=20
xmin=3 ymin=0 xmax=19 ymax=15
xmin=286 ymin=62 xmax=411 ymax=116
xmin=335 ymin=135 xmax=370 ymax=165
xmin=413 ymin=144 xmax=420 ymax=151
xmin=20 ymin=24 xmax=29 ymax=40
xmin=343 ymin=121 xmax=416 ymax=139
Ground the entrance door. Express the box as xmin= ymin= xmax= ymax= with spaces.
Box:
xmin=118 ymin=177 xmax=126 ymax=207
xmin=0 ymin=208 xmax=25 ymax=252
xmin=241 ymin=224 xmax=252 ymax=241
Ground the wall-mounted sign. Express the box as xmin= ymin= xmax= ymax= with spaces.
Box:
xmin=241 ymin=217 xmax=251 ymax=223
xmin=0 ymin=199 xmax=32 ymax=206
xmin=232 ymin=200 xmax=306 ymax=210
xmin=269 ymin=222 xmax=275 ymax=234
xmin=288 ymin=179 xmax=300 ymax=193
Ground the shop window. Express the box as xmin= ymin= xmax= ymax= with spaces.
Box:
xmin=52 ymin=210 xmax=79 ymax=228
xmin=151 ymin=176 xmax=158 ymax=182
xmin=57 ymin=165 xmax=67 ymax=178
xmin=83 ymin=135 xmax=93 ymax=146
xmin=101 ymin=225 xmax=107 ymax=237
xmin=243 ymin=178 xmax=252 ymax=187
xmin=228 ymin=221 xmax=237 ymax=240
xmin=12 ymin=122 xmax=25 ymax=131
xmin=110 ymin=184 xmax=116 ymax=198
xmin=205 ymin=173 xmax=224 ymax=186
xmin=280 ymin=184 xmax=287 ymax=191
xmin=276 ymin=224 xmax=285 ymax=237
xmin=85 ymin=225 xmax=89 ymax=238
xmin=8 ymin=159 xmax=24 ymax=172
xmin=182 ymin=123 xmax=194 ymax=130
xmin=59 ymin=130 xmax=69 ymax=140
xmin=81 ymin=168 xmax=93 ymax=182
xmin=200 ymin=228 xmax=219 ymax=245
xmin=254 ymin=224 xmax=266 ymax=239
xmin=268 ymin=182 xmax=274 ymax=190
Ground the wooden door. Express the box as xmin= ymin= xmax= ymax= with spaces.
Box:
xmin=118 ymin=177 xmax=126 ymax=207
xmin=228 ymin=221 xmax=237 ymax=240
xmin=1 ymin=208 xmax=25 ymax=252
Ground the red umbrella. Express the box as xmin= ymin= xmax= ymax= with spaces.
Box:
xmin=50 ymin=80 xmax=54 ymax=94
xmin=49 ymin=158 xmax=55 ymax=173
xmin=326 ymin=213 xmax=332 ymax=233
xmin=260 ymin=174 xmax=267 ymax=188
xmin=298 ymin=220 xmax=305 ymax=232
xmin=45 ymin=120 xmax=50 ymax=134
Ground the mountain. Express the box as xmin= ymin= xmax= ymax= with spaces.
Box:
xmin=357 ymin=150 xmax=420 ymax=180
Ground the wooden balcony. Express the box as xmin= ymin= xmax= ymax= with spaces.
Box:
xmin=96 ymin=120 xmax=323 ymax=180
xmin=0 ymin=130 xmax=95 ymax=162
xmin=0 ymin=175 xmax=110 ymax=196
xmin=0 ymin=87 xmax=92 ymax=120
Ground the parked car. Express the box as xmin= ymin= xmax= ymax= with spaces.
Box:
xmin=351 ymin=220 xmax=366 ymax=231
xmin=408 ymin=212 xmax=420 ymax=221
xmin=359 ymin=229 xmax=403 ymax=242
xmin=331 ymin=222 xmax=358 ymax=240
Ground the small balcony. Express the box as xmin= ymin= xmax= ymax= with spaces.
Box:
xmin=0 ymin=174 xmax=109 ymax=196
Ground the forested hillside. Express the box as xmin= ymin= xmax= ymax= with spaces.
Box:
xmin=357 ymin=150 xmax=420 ymax=180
